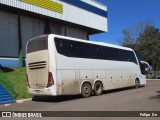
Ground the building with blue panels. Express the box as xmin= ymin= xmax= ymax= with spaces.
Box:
xmin=0 ymin=0 xmax=107 ymax=67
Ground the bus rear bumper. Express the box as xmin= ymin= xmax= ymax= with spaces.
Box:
xmin=28 ymin=85 xmax=57 ymax=96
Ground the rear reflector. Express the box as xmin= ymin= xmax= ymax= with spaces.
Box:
xmin=47 ymin=72 xmax=54 ymax=88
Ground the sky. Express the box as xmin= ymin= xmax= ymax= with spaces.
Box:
xmin=90 ymin=0 xmax=160 ymax=45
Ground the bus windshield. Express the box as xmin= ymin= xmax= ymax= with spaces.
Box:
xmin=134 ymin=50 xmax=148 ymax=75
xmin=27 ymin=36 xmax=48 ymax=53
xmin=135 ymin=50 xmax=144 ymax=61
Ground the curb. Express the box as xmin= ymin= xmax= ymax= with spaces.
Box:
xmin=16 ymin=98 xmax=32 ymax=103
xmin=2 ymin=98 xmax=32 ymax=107
xmin=147 ymin=79 xmax=160 ymax=81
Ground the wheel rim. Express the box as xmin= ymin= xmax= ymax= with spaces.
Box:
xmin=81 ymin=83 xmax=91 ymax=97
xmin=135 ymin=80 xmax=139 ymax=88
xmin=83 ymin=85 xmax=90 ymax=94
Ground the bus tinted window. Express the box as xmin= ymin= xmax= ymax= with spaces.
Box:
xmin=27 ymin=36 xmax=48 ymax=53
xmin=54 ymin=37 xmax=71 ymax=56
xmin=54 ymin=38 xmax=138 ymax=64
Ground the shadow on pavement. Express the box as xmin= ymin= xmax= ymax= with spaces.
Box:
xmin=0 ymin=66 xmax=15 ymax=73
xmin=103 ymin=87 xmax=135 ymax=94
xmin=149 ymin=91 xmax=160 ymax=100
xmin=32 ymin=95 xmax=82 ymax=103
xmin=32 ymin=87 xmax=142 ymax=103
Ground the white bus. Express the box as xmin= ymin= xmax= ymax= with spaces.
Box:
xmin=26 ymin=34 xmax=148 ymax=98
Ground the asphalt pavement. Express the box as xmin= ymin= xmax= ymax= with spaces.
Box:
xmin=0 ymin=80 xmax=160 ymax=120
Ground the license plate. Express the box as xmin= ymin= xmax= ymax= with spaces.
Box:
xmin=35 ymin=90 xmax=40 ymax=93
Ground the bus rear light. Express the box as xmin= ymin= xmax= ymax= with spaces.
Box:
xmin=27 ymin=74 xmax=30 ymax=88
xmin=47 ymin=72 xmax=54 ymax=88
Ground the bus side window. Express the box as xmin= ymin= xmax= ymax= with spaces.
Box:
xmin=100 ymin=47 xmax=105 ymax=59
xmin=55 ymin=38 xmax=71 ymax=56
xmin=60 ymin=41 xmax=63 ymax=47
xmin=124 ymin=51 xmax=137 ymax=64
xmin=70 ymin=41 xmax=78 ymax=57
xmin=63 ymin=40 xmax=71 ymax=56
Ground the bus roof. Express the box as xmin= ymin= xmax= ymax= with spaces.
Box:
xmin=30 ymin=34 xmax=133 ymax=52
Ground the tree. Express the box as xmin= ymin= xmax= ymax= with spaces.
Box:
xmin=119 ymin=21 xmax=160 ymax=71
xmin=119 ymin=21 xmax=153 ymax=49
xmin=138 ymin=26 xmax=160 ymax=71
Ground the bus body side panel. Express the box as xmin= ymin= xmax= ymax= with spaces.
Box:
xmin=56 ymin=52 xmax=79 ymax=95
xmin=56 ymin=70 xmax=62 ymax=95
xmin=137 ymin=73 xmax=146 ymax=86
xmin=105 ymin=70 xmax=116 ymax=90
xmin=141 ymin=75 xmax=146 ymax=85
xmin=61 ymin=70 xmax=76 ymax=95
xmin=55 ymin=52 xmax=141 ymax=93
xmin=48 ymin=35 xmax=57 ymax=96
xmin=56 ymin=69 xmax=80 ymax=95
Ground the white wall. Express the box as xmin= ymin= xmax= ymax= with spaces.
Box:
xmin=62 ymin=2 xmax=107 ymax=32
xmin=0 ymin=0 xmax=107 ymax=32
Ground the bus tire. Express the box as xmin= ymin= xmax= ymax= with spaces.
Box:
xmin=135 ymin=79 xmax=140 ymax=88
xmin=81 ymin=82 xmax=92 ymax=98
xmin=94 ymin=82 xmax=103 ymax=96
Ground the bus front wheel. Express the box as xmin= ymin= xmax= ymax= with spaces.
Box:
xmin=81 ymin=83 xmax=92 ymax=98
xmin=135 ymin=79 xmax=140 ymax=88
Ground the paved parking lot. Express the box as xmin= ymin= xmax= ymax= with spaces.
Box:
xmin=0 ymin=80 xmax=160 ymax=120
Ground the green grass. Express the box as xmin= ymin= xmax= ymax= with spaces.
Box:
xmin=0 ymin=67 xmax=32 ymax=100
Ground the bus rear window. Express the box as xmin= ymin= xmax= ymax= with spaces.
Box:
xmin=27 ymin=36 xmax=48 ymax=53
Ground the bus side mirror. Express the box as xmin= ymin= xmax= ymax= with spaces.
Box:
xmin=145 ymin=67 xmax=151 ymax=72
xmin=140 ymin=61 xmax=151 ymax=72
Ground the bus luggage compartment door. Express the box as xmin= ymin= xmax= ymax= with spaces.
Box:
xmin=61 ymin=70 xmax=76 ymax=95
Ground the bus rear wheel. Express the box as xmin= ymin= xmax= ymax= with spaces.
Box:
xmin=81 ymin=83 xmax=92 ymax=98
xmin=94 ymin=82 xmax=103 ymax=96
xmin=135 ymin=79 xmax=140 ymax=88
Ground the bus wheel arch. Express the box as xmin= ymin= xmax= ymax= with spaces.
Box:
xmin=94 ymin=81 xmax=103 ymax=96
xmin=81 ymin=81 xmax=92 ymax=98
xmin=135 ymin=78 xmax=140 ymax=88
